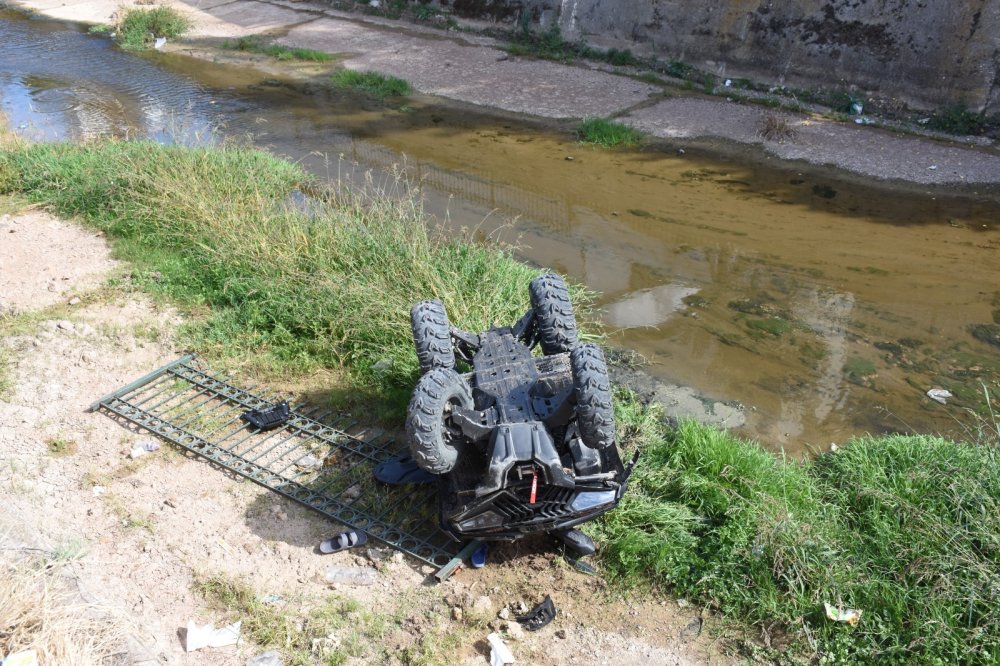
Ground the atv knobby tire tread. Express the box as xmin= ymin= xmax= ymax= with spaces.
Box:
xmin=406 ymin=367 xmax=473 ymax=474
xmin=411 ymin=299 xmax=455 ymax=374
xmin=571 ymin=344 xmax=615 ymax=449
xmin=529 ymin=274 xmax=578 ymax=355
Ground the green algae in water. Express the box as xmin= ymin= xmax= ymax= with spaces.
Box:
xmin=970 ymin=324 xmax=1000 ymax=349
xmin=746 ymin=317 xmax=791 ymax=337
xmin=844 ymin=356 xmax=876 ymax=379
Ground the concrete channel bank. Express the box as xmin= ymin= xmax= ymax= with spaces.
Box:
xmin=9 ymin=0 xmax=1000 ymax=189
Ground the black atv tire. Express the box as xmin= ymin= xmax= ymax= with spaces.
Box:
xmin=529 ymin=274 xmax=578 ymax=355
xmin=571 ymin=344 xmax=615 ymax=450
xmin=411 ymin=299 xmax=455 ymax=374
xmin=406 ymin=367 xmax=474 ymax=474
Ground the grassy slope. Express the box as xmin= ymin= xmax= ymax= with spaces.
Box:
xmin=601 ymin=397 xmax=1000 ymax=664
xmin=0 ymin=138 xmax=537 ymax=412
xmin=2 ymin=136 xmax=998 ymax=664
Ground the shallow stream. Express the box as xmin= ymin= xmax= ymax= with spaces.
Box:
xmin=3 ymin=9 xmax=999 ymax=452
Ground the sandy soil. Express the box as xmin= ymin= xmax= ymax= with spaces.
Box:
xmin=0 ymin=210 xmax=729 ymax=665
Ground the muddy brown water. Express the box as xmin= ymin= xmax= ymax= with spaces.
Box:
xmin=3 ymin=9 xmax=999 ymax=453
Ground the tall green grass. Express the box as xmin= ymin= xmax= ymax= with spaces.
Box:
xmin=116 ymin=6 xmax=189 ymax=51
xmin=330 ymin=70 xmax=411 ymax=99
xmin=222 ymin=35 xmax=332 ymax=62
xmin=0 ymin=138 xmax=538 ymax=404
xmin=598 ymin=394 xmax=1000 ymax=664
xmin=576 ymin=117 xmax=642 ymax=148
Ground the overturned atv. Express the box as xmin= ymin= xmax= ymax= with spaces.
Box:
xmin=406 ymin=274 xmax=636 ymax=542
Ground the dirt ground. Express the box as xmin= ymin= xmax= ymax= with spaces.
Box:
xmin=0 ymin=207 xmax=731 ymax=664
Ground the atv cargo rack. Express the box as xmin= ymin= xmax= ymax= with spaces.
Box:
xmin=89 ymin=354 xmax=472 ymax=578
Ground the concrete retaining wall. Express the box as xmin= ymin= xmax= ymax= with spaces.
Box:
xmin=440 ymin=0 xmax=1000 ymax=113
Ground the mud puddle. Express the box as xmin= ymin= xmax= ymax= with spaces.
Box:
xmin=2 ymin=9 xmax=998 ymax=452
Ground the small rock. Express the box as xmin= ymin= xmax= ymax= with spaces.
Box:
xmin=451 ymin=606 xmax=463 ymax=621
xmin=164 ymin=496 xmax=178 ymax=508
xmin=679 ymin=616 xmax=703 ymax=642
xmin=498 ymin=607 xmax=510 ymax=620
xmin=366 ymin=547 xmax=389 ymax=562
xmin=296 ymin=454 xmax=322 ymax=469
xmin=565 ymin=156 xmax=574 ymax=161
xmin=68 ymin=297 xmax=81 ymax=306
xmin=676 ymin=598 xmax=690 ymax=609
xmin=515 ymin=601 xmax=528 ymax=614
xmin=496 ymin=52 xmax=509 ymax=61
xmin=502 ymin=621 xmax=524 ymax=641
xmin=472 ymin=596 xmax=493 ymax=614
xmin=246 ymin=650 xmax=283 ymax=666
xmin=342 ymin=485 xmax=361 ymax=500
xmin=56 ymin=320 xmax=75 ymax=332
xmin=555 ymin=628 xmax=567 ymax=639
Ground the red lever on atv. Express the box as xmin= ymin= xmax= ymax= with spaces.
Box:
xmin=529 ymin=468 xmax=538 ymax=505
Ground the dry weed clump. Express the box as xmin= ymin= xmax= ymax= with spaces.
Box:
xmin=757 ymin=113 xmax=798 ymax=142
xmin=0 ymin=554 xmax=127 ymax=665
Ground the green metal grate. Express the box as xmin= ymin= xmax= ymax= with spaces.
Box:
xmin=89 ymin=354 xmax=468 ymax=572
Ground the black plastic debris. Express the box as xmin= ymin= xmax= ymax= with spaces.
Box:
xmin=241 ymin=400 xmax=291 ymax=431
xmin=516 ymin=595 xmax=557 ymax=631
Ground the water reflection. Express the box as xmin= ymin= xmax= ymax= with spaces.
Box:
xmin=603 ymin=284 xmax=700 ymax=329
xmin=2 ymin=10 xmax=998 ymax=452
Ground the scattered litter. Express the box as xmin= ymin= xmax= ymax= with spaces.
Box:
xmin=369 ymin=0 xmax=379 ymax=6
xmin=68 ymin=297 xmax=81 ymax=305
xmin=241 ymin=401 xmax=290 ymax=431
xmin=565 ymin=556 xmax=596 ymax=576
xmin=128 ymin=439 xmax=160 ymax=460
xmin=130 ymin=440 xmax=160 ymax=459
xmin=92 ymin=485 xmax=106 ymax=496
xmin=724 ymin=78 xmax=732 ymax=87
xmin=2 ymin=650 xmax=38 ymax=666
xmin=323 ymin=565 xmax=378 ymax=586
xmin=246 ymin=651 xmax=283 ymax=666
xmin=928 ymin=165 xmax=938 ymax=170
xmin=824 ymin=602 xmax=863 ymax=626
xmin=184 ymin=620 xmax=241 ymax=651
xmin=319 ymin=530 xmax=367 ymax=554
xmin=927 ymin=388 xmax=953 ymax=404
xmin=917 ymin=117 xmax=930 ymax=124
xmin=260 ymin=593 xmax=283 ymax=604
xmin=216 ymin=538 xmax=234 ymax=555
xmin=487 ymin=632 xmax=515 ymax=666
xmin=471 ymin=542 xmax=488 ymax=568
xmin=372 ymin=358 xmax=393 ymax=372
xmin=850 ymin=101 xmax=863 ymax=115
xmin=154 ymin=37 xmax=167 ymax=49
xmin=516 ymin=595 xmax=557 ymax=631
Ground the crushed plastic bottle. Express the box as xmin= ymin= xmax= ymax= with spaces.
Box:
xmin=323 ymin=565 xmax=378 ymax=586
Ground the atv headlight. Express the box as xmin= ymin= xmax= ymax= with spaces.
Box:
xmin=459 ymin=511 xmax=503 ymax=530
xmin=569 ymin=491 xmax=616 ymax=512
